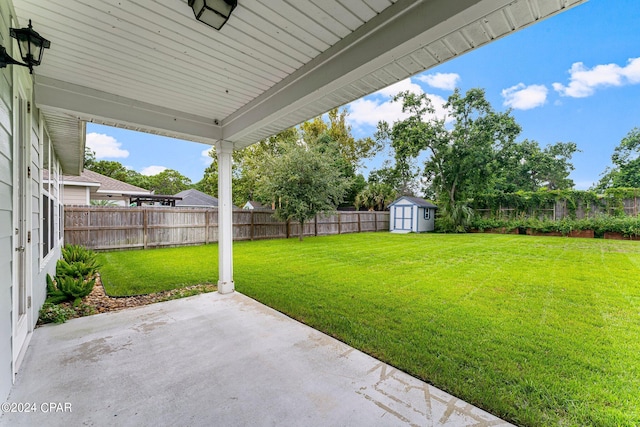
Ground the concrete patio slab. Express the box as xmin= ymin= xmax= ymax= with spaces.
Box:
xmin=1 ymin=292 xmax=513 ymax=426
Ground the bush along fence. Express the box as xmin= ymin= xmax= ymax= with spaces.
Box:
xmin=64 ymin=206 xmax=390 ymax=251
xmin=469 ymin=214 xmax=640 ymax=240
xmin=471 ymin=188 xmax=640 ymax=220
xmin=465 ymin=189 xmax=640 ymax=239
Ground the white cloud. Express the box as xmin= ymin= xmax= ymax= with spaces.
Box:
xmin=553 ymin=57 xmax=640 ymax=98
xmin=501 ymin=83 xmax=548 ymax=110
xmin=86 ymin=132 xmax=129 ymax=159
xmin=347 ymin=78 xmax=450 ymax=129
xmin=416 ymin=72 xmax=460 ymax=90
xmin=140 ymin=165 xmax=167 ymax=176
xmin=201 ymin=147 xmax=214 ymax=165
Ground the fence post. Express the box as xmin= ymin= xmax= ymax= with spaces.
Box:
xmin=286 ymin=219 xmax=290 ymax=239
xmin=205 ymin=209 xmax=210 ymax=245
xmin=374 ymin=212 xmax=378 ymax=231
xmin=86 ymin=207 xmax=91 ymax=245
xmin=357 ymin=212 xmax=361 ymax=233
xmin=143 ymin=208 xmax=148 ymax=249
xmin=338 ymin=213 xmax=342 ymax=235
xmin=250 ymin=210 xmax=255 ymax=241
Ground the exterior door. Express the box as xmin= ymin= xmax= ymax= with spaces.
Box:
xmin=12 ymin=88 xmax=30 ymax=374
xmin=394 ymin=205 xmax=413 ymax=231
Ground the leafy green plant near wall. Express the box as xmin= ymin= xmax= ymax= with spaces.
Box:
xmin=39 ymin=245 xmax=101 ymax=324
xmin=472 ymin=188 xmax=639 ymax=220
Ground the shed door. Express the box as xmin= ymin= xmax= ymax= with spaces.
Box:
xmin=394 ymin=205 xmax=413 ymax=231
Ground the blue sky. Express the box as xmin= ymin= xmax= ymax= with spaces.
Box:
xmin=86 ymin=0 xmax=640 ymax=191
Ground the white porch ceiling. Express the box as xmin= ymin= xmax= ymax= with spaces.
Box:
xmin=11 ymin=0 xmax=586 ymax=174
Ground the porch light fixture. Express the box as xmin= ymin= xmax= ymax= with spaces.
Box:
xmin=0 ymin=20 xmax=51 ymax=74
xmin=189 ymin=0 xmax=237 ymax=30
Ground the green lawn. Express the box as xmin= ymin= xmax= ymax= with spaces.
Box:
xmin=98 ymin=233 xmax=640 ymax=426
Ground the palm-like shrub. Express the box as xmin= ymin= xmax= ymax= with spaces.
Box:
xmin=61 ymin=244 xmax=101 ymax=272
xmin=45 ymin=245 xmax=100 ymax=306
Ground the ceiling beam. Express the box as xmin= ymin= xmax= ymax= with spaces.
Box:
xmin=34 ymin=76 xmax=222 ymax=145
xmin=221 ymin=0 xmax=502 ymax=144
xmin=222 ymin=0 xmax=585 ymax=146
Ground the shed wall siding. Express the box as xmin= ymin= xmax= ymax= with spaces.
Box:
xmin=0 ymin=0 xmax=14 ymax=403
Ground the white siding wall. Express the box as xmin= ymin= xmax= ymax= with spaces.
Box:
xmin=0 ymin=2 xmax=64 ymax=403
xmin=63 ymin=185 xmax=89 ymax=205
xmin=0 ymin=0 xmax=14 ymax=403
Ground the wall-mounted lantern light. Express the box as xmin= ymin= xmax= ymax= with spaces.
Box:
xmin=189 ymin=0 xmax=237 ymax=30
xmin=0 ymin=20 xmax=51 ymax=74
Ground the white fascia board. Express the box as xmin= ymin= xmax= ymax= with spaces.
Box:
xmin=34 ymin=76 xmax=222 ymax=145
xmin=96 ymin=190 xmax=151 ymax=196
xmin=62 ymin=181 xmax=101 ymax=188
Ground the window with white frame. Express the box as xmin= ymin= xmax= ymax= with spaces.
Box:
xmin=41 ymin=130 xmax=57 ymax=260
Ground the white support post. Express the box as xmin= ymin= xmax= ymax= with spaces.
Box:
xmin=216 ymin=141 xmax=234 ymax=294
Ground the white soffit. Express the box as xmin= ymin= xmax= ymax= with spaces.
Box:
xmin=12 ymin=0 xmax=586 ymax=156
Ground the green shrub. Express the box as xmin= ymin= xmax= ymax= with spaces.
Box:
xmin=56 ymin=259 xmax=94 ymax=281
xmin=45 ymin=245 xmax=100 ymax=306
xmin=58 ymin=275 xmax=96 ymax=305
xmin=61 ymin=244 xmax=101 ymax=274
xmin=38 ymin=302 xmax=75 ymax=324
xmin=45 ymin=274 xmax=67 ymax=305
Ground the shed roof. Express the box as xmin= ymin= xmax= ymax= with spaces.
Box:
xmin=389 ymin=196 xmax=438 ymax=209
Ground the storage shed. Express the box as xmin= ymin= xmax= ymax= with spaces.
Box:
xmin=389 ymin=196 xmax=438 ymax=233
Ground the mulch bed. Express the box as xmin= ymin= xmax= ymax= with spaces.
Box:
xmin=40 ymin=276 xmax=216 ymax=324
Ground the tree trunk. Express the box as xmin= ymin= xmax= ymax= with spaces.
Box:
xmin=299 ymin=220 xmax=304 ymax=241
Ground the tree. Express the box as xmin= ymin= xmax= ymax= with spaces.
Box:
xmin=124 ymin=169 xmax=152 ymax=190
xmin=495 ymin=140 xmax=578 ymax=192
xmin=355 ymin=183 xmax=396 ymax=211
xmin=255 ymin=140 xmax=351 ymax=241
xmin=301 ymin=108 xmax=382 ymax=167
xmin=302 ymin=109 xmax=382 ymax=206
xmin=195 ymin=129 xmax=298 ymax=205
xmin=86 ymin=159 xmax=129 ymax=182
xmin=377 ymin=89 xmax=521 ymax=230
xmin=594 ymin=127 xmax=640 ymax=190
xmin=147 ymin=169 xmax=192 ymax=195
xmin=84 ymin=147 xmax=96 ymax=169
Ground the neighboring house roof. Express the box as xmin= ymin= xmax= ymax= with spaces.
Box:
xmin=174 ymin=189 xmax=219 ymax=207
xmin=84 ymin=170 xmax=152 ymax=195
xmin=60 ymin=169 xmax=152 ymax=196
xmin=243 ymin=200 xmax=268 ymax=210
xmin=389 ymin=196 xmax=438 ymax=209
xmin=44 ymin=168 xmax=95 ymax=186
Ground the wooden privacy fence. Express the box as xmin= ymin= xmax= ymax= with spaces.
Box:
xmin=476 ymin=198 xmax=640 ymax=221
xmin=64 ymin=206 xmax=390 ymax=251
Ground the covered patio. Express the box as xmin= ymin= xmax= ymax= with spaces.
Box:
xmin=2 ymin=292 xmax=513 ymax=426
xmin=2 ymin=0 xmax=586 ymax=421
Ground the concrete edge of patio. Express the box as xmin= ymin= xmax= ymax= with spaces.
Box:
xmin=1 ymin=292 xmax=513 ymax=426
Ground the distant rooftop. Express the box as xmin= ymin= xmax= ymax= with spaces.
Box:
xmin=174 ymin=189 xmax=219 ymax=207
xmin=60 ymin=169 xmax=152 ymax=195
